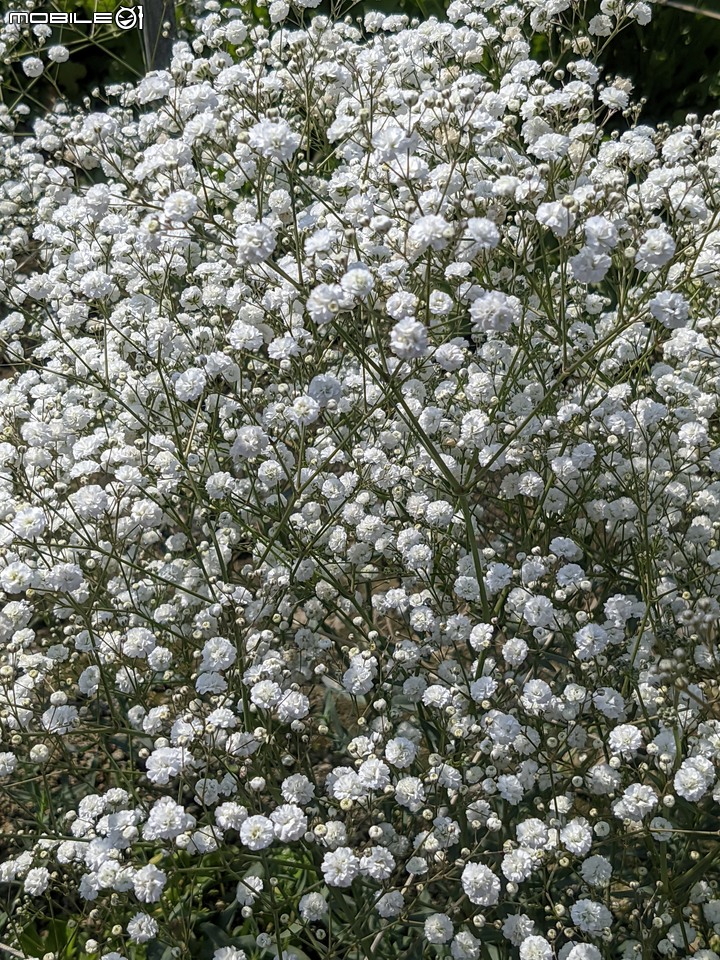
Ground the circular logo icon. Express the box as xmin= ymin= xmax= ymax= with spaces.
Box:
xmin=115 ymin=6 xmax=139 ymax=29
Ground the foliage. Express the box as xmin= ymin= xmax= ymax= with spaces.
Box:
xmin=602 ymin=0 xmax=720 ymax=125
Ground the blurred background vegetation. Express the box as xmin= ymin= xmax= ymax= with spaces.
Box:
xmin=602 ymin=0 xmax=720 ymax=125
xmin=1 ymin=0 xmax=720 ymax=126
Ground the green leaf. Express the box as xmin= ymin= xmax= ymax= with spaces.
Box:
xmin=198 ymin=923 xmax=233 ymax=949
xmin=147 ymin=942 xmax=174 ymax=960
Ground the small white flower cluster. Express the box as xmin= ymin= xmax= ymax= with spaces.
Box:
xmin=2 ymin=1 xmax=720 ymax=960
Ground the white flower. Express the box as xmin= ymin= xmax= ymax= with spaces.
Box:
xmin=226 ymin=732 xmax=261 ymax=758
xmin=679 ymin=421 xmax=709 ymax=448
xmin=235 ymin=222 xmax=276 ymax=265
xmin=574 ymin=624 xmax=608 ymax=661
xmin=536 ymin=201 xmax=575 ymax=238
xmin=589 ymin=14 xmax=613 ymax=33
xmin=24 ymin=867 xmax=50 ymax=896
xmin=635 ymin=228 xmax=676 ymax=271
xmin=424 ymin=913 xmax=454 ymax=944
xmin=12 ymin=507 xmax=46 ymax=538
xmin=164 ymin=190 xmax=198 ymax=222
xmin=674 ymin=756 xmax=716 ymax=801
xmin=502 ymin=914 xmax=535 ymax=946
xmin=469 ymin=290 xmax=521 ymax=333
xmin=144 ymin=798 xmax=195 ymax=840
xmin=461 ymin=861 xmax=500 ymax=906
xmin=213 ymin=950 xmax=246 ymax=960
xmin=502 ymin=637 xmax=529 ymax=666
xmin=41 ymin=705 xmax=78 ymax=735
xmin=341 ymin=267 xmax=374 ymax=299
xmin=560 ymin=818 xmax=593 ymax=856
xmin=522 ymin=596 xmax=556 ymax=628
xmin=390 ymin=318 xmax=429 ymax=360
xmin=608 ymin=723 xmax=643 ymax=758
xmin=386 ymin=291 xmax=418 ymax=319
xmin=385 ymin=737 xmax=418 ymax=769
xmin=600 ymin=86 xmax=630 ymax=111
xmin=408 ymin=215 xmax=453 ymax=252
xmin=528 ymin=133 xmax=570 ymax=161
xmin=613 ymin=783 xmax=658 ymax=821
xmin=200 ymin=637 xmax=236 ymax=672
xmin=5 ymin=9 xmax=720 ymax=956
xmin=240 ymin=815 xmax=275 ymax=850
xmin=235 ymin=875 xmax=263 ymax=905
xmin=429 ymin=290 xmax=454 ymax=314
xmin=516 ymin=819 xmax=549 ymax=850
xmin=520 ymin=679 xmax=553 ymax=715
xmin=0 ymin=561 xmax=35 ymax=593
xmin=79 ymin=270 xmax=114 ymax=299
xmin=502 ymin=848 xmax=534 ymax=881
xmin=215 ymin=803 xmax=248 ymax=831
xmin=565 ymin=945 xmax=602 ymax=960
xmin=174 ymin=368 xmax=206 ymax=402
xmin=358 ymin=757 xmax=391 ymax=790
xmin=228 ymin=320 xmax=265 ymax=352
xmin=133 ymin=864 xmax=167 ymax=903
xmin=585 ymin=215 xmax=619 ymax=250
xmin=136 ymin=73 xmax=172 ymax=103
xmin=519 ymin=936 xmax=553 ymax=960
xmin=288 ymin=395 xmax=320 ymax=426
xmin=22 ymin=57 xmax=44 ymax=78
xmin=0 ymin=753 xmax=17 ymax=777
xmin=306 ymin=284 xmax=346 ymax=324
xmin=270 ymin=804 xmax=307 ymax=842
xmin=592 ymin=687 xmax=626 ymax=720
xmin=145 ymin=747 xmax=194 ymax=785
xmin=47 ymin=45 xmax=70 ymax=62
xmin=231 ymin=425 xmax=269 ymax=459
xmin=569 ymin=246 xmax=611 ymax=283
xmin=581 ymin=855 xmax=613 ymax=886
xmin=250 ymin=680 xmax=281 ymax=709
xmin=394 ymin=776 xmax=426 ymax=812
xmin=570 ymin=899 xmax=612 ymax=934
xmin=451 ymin=932 xmax=480 ymax=960
xmin=275 ymin=690 xmax=309 ymax=722
xmin=281 ymin=774 xmax=315 ymax=805
xmin=126 ymin=914 xmax=158 ymax=944
xmin=369 ymin=888 xmax=403 ymax=920
xmin=321 ymin=846 xmax=359 ymax=887
xmin=299 ymin=892 xmax=328 ymax=921
xmin=586 ymin=763 xmax=621 ymax=796
xmin=465 ymin=216 xmax=500 ymax=250
xmin=359 ymin=846 xmax=395 ymax=881
xmin=650 ymin=817 xmax=673 ymax=842
xmin=248 ymin=119 xmax=301 ymax=163
xmin=497 ymin=774 xmax=524 ymax=804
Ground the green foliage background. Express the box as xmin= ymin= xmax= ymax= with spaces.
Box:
xmin=602 ymin=1 xmax=720 ymax=124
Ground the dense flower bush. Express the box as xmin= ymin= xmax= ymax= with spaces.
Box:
xmin=2 ymin=2 xmax=720 ymax=960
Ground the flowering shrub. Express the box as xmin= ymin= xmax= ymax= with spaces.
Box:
xmin=2 ymin=2 xmax=720 ymax=960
